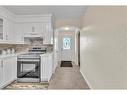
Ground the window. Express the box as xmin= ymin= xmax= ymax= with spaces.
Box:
xmin=63 ymin=37 xmax=71 ymax=49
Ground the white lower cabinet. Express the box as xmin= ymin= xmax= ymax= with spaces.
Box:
xmin=40 ymin=53 xmax=53 ymax=82
xmin=12 ymin=57 xmax=17 ymax=80
xmin=0 ymin=59 xmax=4 ymax=88
xmin=0 ymin=55 xmax=17 ymax=89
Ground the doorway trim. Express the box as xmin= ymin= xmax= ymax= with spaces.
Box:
xmin=55 ymin=26 xmax=80 ymax=65
xmin=78 ymin=31 xmax=80 ymax=67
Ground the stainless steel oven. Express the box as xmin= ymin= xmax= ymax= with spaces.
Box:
xmin=17 ymin=47 xmax=46 ymax=82
xmin=17 ymin=53 xmax=41 ymax=82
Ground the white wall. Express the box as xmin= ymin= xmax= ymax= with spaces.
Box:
xmin=75 ymin=30 xmax=80 ymax=65
xmin=80 ymin=6 xmax=127 ymax=89
xmin=53 ymin=29 xmax=59 ymax=72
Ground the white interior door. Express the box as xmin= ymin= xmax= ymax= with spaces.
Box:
xmin=59 ymin=32 xmax=75 ymax=61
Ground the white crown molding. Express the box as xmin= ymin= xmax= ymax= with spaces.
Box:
xmin=15 ymin=14 xmax=53 ymax=18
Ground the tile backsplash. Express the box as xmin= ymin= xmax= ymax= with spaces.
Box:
xmin=0 ymin=37 xmax=53 ymax=54
xmin=0 ymin=44 xmax=29 ymax=54
xmin=0 ymin=44 xmax=53 ymax=55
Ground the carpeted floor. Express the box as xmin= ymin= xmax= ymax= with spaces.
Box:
xmin=4 ymin=81 xmax=49 ymax=90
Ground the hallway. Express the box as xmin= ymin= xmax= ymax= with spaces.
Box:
xmin=48 ymin=63 xmax=89 ymax=89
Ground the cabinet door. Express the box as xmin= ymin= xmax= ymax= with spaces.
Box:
xmin=41 ymin=54 xmax=53 ymax=82
xmin=43 ymin=23 xmax=53 ymax=44
xmin=11 ymin=57 xmax=17 ymax=79
xmin=34 ymin=23 xmax=44 ymax=34
xmin=0 ymin=59 xmax=4 ymax=88
xmin=3 ymin=18 xmax=10 ymax=41
xmin=14 ymin=23 xmax=24 ymax=43
xmin=48 ymin=54 xmax=53 ymax=80
xmin=41 ymin=56 xmax=49 ymax=81
xmin=23 ymin=23 xmax=44 ymax=34
xmin=3 ymin=58 xmax=11 ymax=84
xmin=7 ymin=21 xmax=15 ymax=43
xmin=0 ymin=18 xmax=15 ymax=43
xmin=1 ymin=56 xmax=17 ymax=88
xmin=23 ymin=23 xmax=32 ymax=33
xmin=0 ymin=18 xmax=3 ymax=41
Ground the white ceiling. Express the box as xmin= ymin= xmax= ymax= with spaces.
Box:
xmin=3 ymin=6 xmax=87 ymax=19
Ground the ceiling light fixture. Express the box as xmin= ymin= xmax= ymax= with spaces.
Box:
xmin=64 ymin=27 xmax=69 ymax=31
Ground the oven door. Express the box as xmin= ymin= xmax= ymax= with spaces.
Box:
xmin=17 ymin=60 xmax=40 ymax=79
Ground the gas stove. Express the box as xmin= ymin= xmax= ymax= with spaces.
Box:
xmin=17 ymin=47 xmax=46 ymax=61
xmin=17 ymin=47 xmax=46 ymax=82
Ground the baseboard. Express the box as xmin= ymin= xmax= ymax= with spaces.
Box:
xmin=80 ymin=70 xmax=93 ymax=89
xmin=17 ymin=78 xmax=39 ymax=82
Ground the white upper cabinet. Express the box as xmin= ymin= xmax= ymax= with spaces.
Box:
xmin=24 ymin=23 xmax=43 ymax=34
xmin=0 ymin=18 xmax=4 ymax=41
xmin=14 ymin=23 xmax=24 ymax=44
xmin=15 ymin=15 xmax=54 ymax=44
xmin=4 ymin=18 xmax=14 ymax=43
xmin=0 ymin=7 xmax=15 ymax=44
xmin=43 ymin=23 xmax=53 ymax=44
xmin=0 ymin=17 xmax=14 ymax=43
xmin=23 ymin=23 xmax=44 ymax=37
xmin=0 ymin=7 xmax=54 ymax=44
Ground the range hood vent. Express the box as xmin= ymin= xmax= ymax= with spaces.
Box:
xmin=24 ymin=37 xmax=43 ymax=45
xmin=24 ymin=33 xmax=43 ymax=38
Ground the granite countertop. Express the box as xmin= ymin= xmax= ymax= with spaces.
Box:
xmin=0 ymin=54 xmax=17 ymax=59
xmin=40 ymin=52 xmax=53 ymax=56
